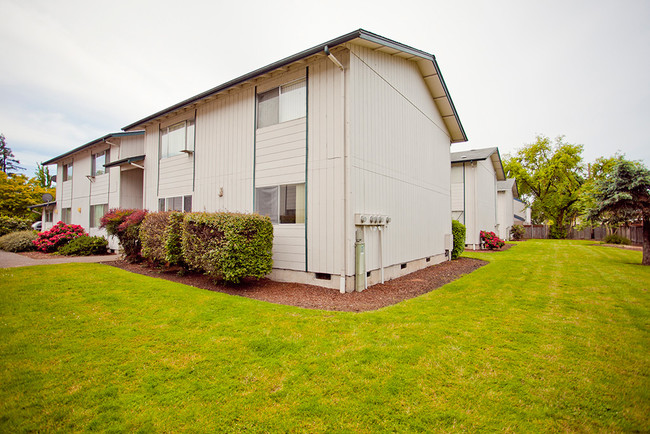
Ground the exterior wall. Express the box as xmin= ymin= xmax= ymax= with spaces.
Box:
xmin=348 ymin=44 xmax=453 ymax=281
xmin=475 ymin=159 xmax=497 ymax=240
xmin=450 ymin=159 xmax=498 ymax=247
xmin=514 ymin=198 xmax=527 ymax=224
xmin=450 ymin=164 xmax=465 ymax=222
xmin=496 ymin=189 xmax=514 ymax=240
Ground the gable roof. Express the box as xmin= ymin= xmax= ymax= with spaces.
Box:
xmin=497 ymin=178 xmax=519 ymax=198
xmin=450 ymin=147 xmax=506 ymax=181
xmin=122 ymin=29 xmax=467 ymax=143
xmin=42 ymin=131 xmax=144 ymax=166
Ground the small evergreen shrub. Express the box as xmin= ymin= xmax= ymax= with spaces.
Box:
xmin=101 ymin=208 xmax=147 ymax=262
xmin=181 ymin=212 xmax=273 ymax=283
xmin=480 ymin=230 xmax=505 ymax=250
xmin=0 ymin=216 xmax=33 ymax=236
xmin=140 ymin=211 xmax=184 ymax=266
xmin=58 ymin=236 xmax=108 ymax=256
xmin=0 ymin=230 xmax=37 ymax=252
xmin=451 ymin=220 xmax=466 ymax=260
xmin=32 ymin=221 xmax=86 ymax=253
xmin=602 ymin=233 xmax=631 ymax=245
xmin=510 ymin=225 xmax=525 ymax=241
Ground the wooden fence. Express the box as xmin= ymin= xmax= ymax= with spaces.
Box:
xmin=523 ymin=224 xmax=643 ymax=245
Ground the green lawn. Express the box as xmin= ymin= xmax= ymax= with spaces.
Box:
xmin=1 ymin=240 xmax=648 ymax=432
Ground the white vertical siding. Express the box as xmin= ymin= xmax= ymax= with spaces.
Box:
xmin=194 ymin=87 xmax=255 ymax=213
xmin=307 ymin=55 xmax=346 ymax=275
xmin=89 ymin=173 xmax=109 ymax=205
xmin=255 ymin=119 xmax=306 ymax=187
xmin=119 ymin=169 xmax=144 ymax=209
xmin=119 ymin=135 xmax=144 ymax=159
xmin=158 ymin=154 xmax=194 ymax=198
xmin=496 ymin=189 xmax=514 ymax=240
xmin=475 ymin=159 xmax=497 ymax=236
xmin=348 ymin=44 xmax=452 ymax=272
xmin=143 ymin=124 xmax=160 ymax=211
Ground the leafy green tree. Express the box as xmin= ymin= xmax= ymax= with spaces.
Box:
xmin=0 ymin=171 xmax=55 ymax=219
xmin=575 ymin=154 xmax=624 ymax=229
xmin=587 ymin=159 xmax=650 ymax=265
xmin=503 ymin=135 xmax=584 ymax=238
xmin=34 ymin=163 xmax=53 ymax=188
xmin=0 ymin=134 xmax=25 ymax=173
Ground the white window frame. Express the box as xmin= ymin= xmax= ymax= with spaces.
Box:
xmin=90 ymin=204 xmax=108 ymax=228
xmin=159 ymin=120 xmax=195 ymax=159
xmin=158 ymin=195 xmax=192 ymax=212
xmin=63 ymin=163 xmax=73 ymax=181
xmin=61 ymin=208 xmax=72 ymax=224
xmin=256 ymin=78 xmax=306 ymax=128
xmin=91 ymin=150 xmax=110 ymax=176
xmin=255 ymin=183 xmax=305 ymax=224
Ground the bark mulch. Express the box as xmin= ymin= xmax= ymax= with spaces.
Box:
xmin=103 ymin=257 xmax=488 ymax=312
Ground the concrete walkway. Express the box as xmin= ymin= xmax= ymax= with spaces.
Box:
xmin=0 ymin=250 xmax=120 ymax=268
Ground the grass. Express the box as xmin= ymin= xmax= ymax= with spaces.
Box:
xmin=0 ymin=239 xmax=648 ymax=432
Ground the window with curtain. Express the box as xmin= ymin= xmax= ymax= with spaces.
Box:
xmin=255 ymin=183 xmax=305 ymax=224
xmin=90 ymin=204 xmax=108 ymax=228
xmin=256 ymin=79 xmax=306 ymax=128
xmin=61 ymin=208 xmax=72 ymax=224
xmin=160 ymin=120 xmax=195 ymax=158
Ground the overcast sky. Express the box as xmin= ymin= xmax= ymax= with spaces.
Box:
xmin=1 ymin=0 xmax=648 ymax=176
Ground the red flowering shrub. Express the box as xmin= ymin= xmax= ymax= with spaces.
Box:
xmin=480 ymin=230 xmax=505 ymax=250
xmin=32 ymin=221 xmax=86 ymax=253
xmin=100 ymin=208 xmax=147 ymax=261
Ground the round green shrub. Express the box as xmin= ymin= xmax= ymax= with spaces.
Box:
xmin=57 ymin=236 xmax=108 ymax=256
xmin=451 ymin=220 xmax=466 ymax=260
xmin=0 ymin=230 xmax=38 ymax=252
xmin=602 ymin=233 xmax=631 ymax=245
xmin=0 ymin=216 xmax=33 ymax=236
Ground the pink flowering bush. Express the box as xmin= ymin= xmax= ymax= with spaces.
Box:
xmin=32 ymin=221 xmax=86 ymax=253
xmin=100 ymin=208 xmax=147 ymax=262
xmin=480 ymin=230 xmax=505 ymax=250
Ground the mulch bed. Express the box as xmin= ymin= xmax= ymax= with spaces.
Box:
xmin=103 ymin=257 xmax=488 ymax=312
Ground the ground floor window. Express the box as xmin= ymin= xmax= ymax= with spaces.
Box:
xmin=45 ymin=210 xmax=53 ymax=223
xmin=90 ymin=204 xmax=108 ymax=228
xmin=61 ymin=208 xmax=71 ymax=224
xmin=158 ymin=195 xmax=192 ymax=212
xmin=255 ymin=183 xmax=305 ymax=224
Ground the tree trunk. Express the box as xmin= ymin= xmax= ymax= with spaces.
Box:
xmin=641 ymin=213 xmax=650 ymax=265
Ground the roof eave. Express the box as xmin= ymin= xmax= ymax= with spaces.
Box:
xmin=122 ymin=29 xmax=467 ymax=142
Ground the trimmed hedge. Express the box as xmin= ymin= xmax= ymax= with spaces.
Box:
xmin=181 ymin=212 xmax=273 ymax=283
xmin=0 ymin=230 xmax=37 ymax=252
xmin=58 ymin=236 xmax=108 ymax=256
xmin=141 ymin=211 xmax=184 ymax=266
xmin=0 ymin=216 xmax=33 ymax=236
xmin=451 ymin=220 xmax=466 ymax=260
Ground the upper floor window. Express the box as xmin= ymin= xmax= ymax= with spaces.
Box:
xmin=91 ymin=150 xmax=110 ymax=176
xmin=63 ymin=163 xmax=73 ymax=181
xmin=257 ymin=79 xmax=306 ymax=129
xmin=160 ymin=120 xmax=195 ymax=159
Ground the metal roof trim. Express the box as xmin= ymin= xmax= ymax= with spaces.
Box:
xmin=42 ymin=131 xmax=145 ymax=166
